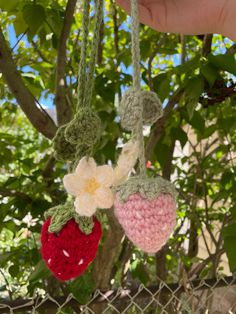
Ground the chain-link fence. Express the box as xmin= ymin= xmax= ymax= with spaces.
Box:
xmin=0 ymin=276 xmax=236 ymax=314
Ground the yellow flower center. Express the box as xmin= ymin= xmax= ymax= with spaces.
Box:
xmin=85 ymin=178 xmax=100 ymax=194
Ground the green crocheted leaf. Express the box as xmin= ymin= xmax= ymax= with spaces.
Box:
xmin=64 ymin=108 xmax=102 ymax=146
xmin=74 ymin=214 xmax=94 ymax=235
xmin=114 ymin=176 xmax=177 ymax=203
xmin=45 ymin=202 xmax=95 ymax=235
xmin=48 ymin=203 xmax=74 ymax=233
xmin=120 ymin=88 xmax=163 ymax=131
xmin=44 ymin=205 xmax=60 ymax=219
xmin=53 ymin=125 xmax=77 ymax=162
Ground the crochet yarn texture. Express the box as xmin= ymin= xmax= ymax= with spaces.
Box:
xmin=114 ymin=192 xmax=176 ymax=253
xmin=114 ymin=176 xmax=177 ymax=253
xmin=44 ymin=202 xmax=94 ymax=235
xmin=41 ymin=217 xmax=102 ymax=281
xmin=120 ymin=88 xmax=163 ymax=131
xmin=40 ymin=0 xmax=105 ymax=282
xmin=65 ymin=108 xmax=102 ymax=145
xmin=113 ymin=0 xmax=177 ymax=253
xmin=114 ymin=176 xmax=177 ymax=203
xmin=53 ymin=125 xmax=76 ymax=162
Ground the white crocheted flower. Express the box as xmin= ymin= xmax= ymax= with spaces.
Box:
xmin=63 ymin=157 xmax=115 ymax=217
xmin=114 ymin=140 xmax=139 ymax=185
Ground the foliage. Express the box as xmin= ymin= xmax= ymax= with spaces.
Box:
xmin=0 ymin=0 xmax=236 ymax=306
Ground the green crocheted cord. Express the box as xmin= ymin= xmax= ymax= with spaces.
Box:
xmin=45 ymin=202 xmax=94 ymax=235
xmin=53 ymin=125 xmax=77 ymax=162
xmin=65 ymin=108 xmax=102 ymax=145
xmin=47 ymin=0 xmax=104 ymax=236
xmin=114 ymin=176 xmax=177 ymax=203
xmin=52 ymin=0 xmax=103 ymax=164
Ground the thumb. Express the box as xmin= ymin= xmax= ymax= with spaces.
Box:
xmin=116 ymin=0 xmax=154 ymax=29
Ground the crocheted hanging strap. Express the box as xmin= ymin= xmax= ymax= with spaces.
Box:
xmin=64 ymin=0 xmax=103 ymax=168
xmin=130 ymin=0 xmax=146 ymax=178
xmin=83 ymin=0 xmax=103 ymax=109
xmin=52 ymin=0 xmax=104 ymax=163
xmin=77 ymin=0 xmax=90 ymax=108
xmin=49 ymin=1 xmax=104 ymax=235
xmin=77 ymin=0 xmax=104 ymax=110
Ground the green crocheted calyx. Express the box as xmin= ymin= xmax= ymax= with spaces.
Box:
xmin=45 ymin=202 xmax=94 ymax=235
xmin=64 ymin=108 xmax=102 ymax=145
xmin=120 ymin=88 xmax=163 ymax=131
xmin=75 ymin=215 xmax=94 ymax=234
xmin=114 ymin=176 xmax=177 ymax=203
xmin=52 ymin=125 xmax=77 ymax=162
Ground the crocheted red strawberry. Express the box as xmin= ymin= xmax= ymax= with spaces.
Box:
xmin=41 ymin=217 xmax=102 ymax=281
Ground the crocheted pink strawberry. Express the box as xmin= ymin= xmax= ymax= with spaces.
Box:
xmin=41 ymin=216 xmax=102 ymax=281
xmin=114 ymin=177 xmax=176 ymax=253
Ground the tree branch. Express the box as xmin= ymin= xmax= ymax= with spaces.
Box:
xmin=147 ymin=34 xmax=166 ymax=91
xmin=0 ymin=27 xmax=57 ymax=139
xmin=227 ymin=42 xmax=236 ymax=54
xmin=145 ymin=90 xmax=183 ymax=160
xmin=202 ymin=34 xmax=213 ymax=57
xmin=93 ymin=210 xmax=123 ymax=290
xmin=31 ymin=40 xmax=50 ymax=63
xmin=0 ymin=187 xmax=31 ymax=202
xmin=55 ymin=0 xmax=77 ymax=125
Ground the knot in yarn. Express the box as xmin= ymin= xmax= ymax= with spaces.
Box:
xmin=120 ymin=88 xmax=163 ymax=131
xmin=65 ymin=108 xmax=102 ymax=145
xmin=52 ymin=125 xmax=76 ymax=162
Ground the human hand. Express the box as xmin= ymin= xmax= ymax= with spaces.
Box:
xmin=116 ymin=0 xmax=236 ymax=41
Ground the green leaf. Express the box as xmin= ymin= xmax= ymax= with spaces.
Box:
xmin=29 ymin=260 xmax=51 ymax=283
xmin=223 ymin=224 xmax=236 ymax=271
xmin=189 ymin=111 xmax=205 ymax=132
xmin=174 ymin=56 xmax=200 ymax=75
xmin=130 ymin=260 xmax=149 ymax=285
xmin=153 ymin=73 xmax=170 ymax=102
xmin=221 ymin=171 xmax=234 ymax=187
xmin=154 ymin=140 xmax=171 ymax=168
xmin=0 ymin=252 xmax=15 ymax=266
xmin=46 ymin=9 xmax=63 ymax=38
xmin=69 ymin=272 xmax=95 ymax=304
xmin=23 ymin=4 xmax=46 ymax=33
xmin=172 ymin=127 xmax=188 ymax=149
xmin=200 ymin=62 xmax=219 ymax=86
xmin=9 ymin=264 xmax=19 ymax=278
xmin=230 ymin=206 xmax=236 ymax=221
xmin=0 ymin=0 xmax=18 ymax=12
xmin=218 ymin=116 xmax=236 ymax=132
xmin=13 ymin=13 xmax=28 ymax=37
xmin=208 ymin=53 xmax=236 ymax=76
xmin=185 ymin=76 xmax=204 ymax=100
xmin=186 ymin=100 xmax=198 ymax=120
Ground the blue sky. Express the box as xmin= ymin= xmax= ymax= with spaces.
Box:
xmin=7 ymin=20 xmax=181 ymax=109
xmin=8 ymin=24 xmax=54 ymax=108
xmin=7 ymin=20 xmax=234 ymax=110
